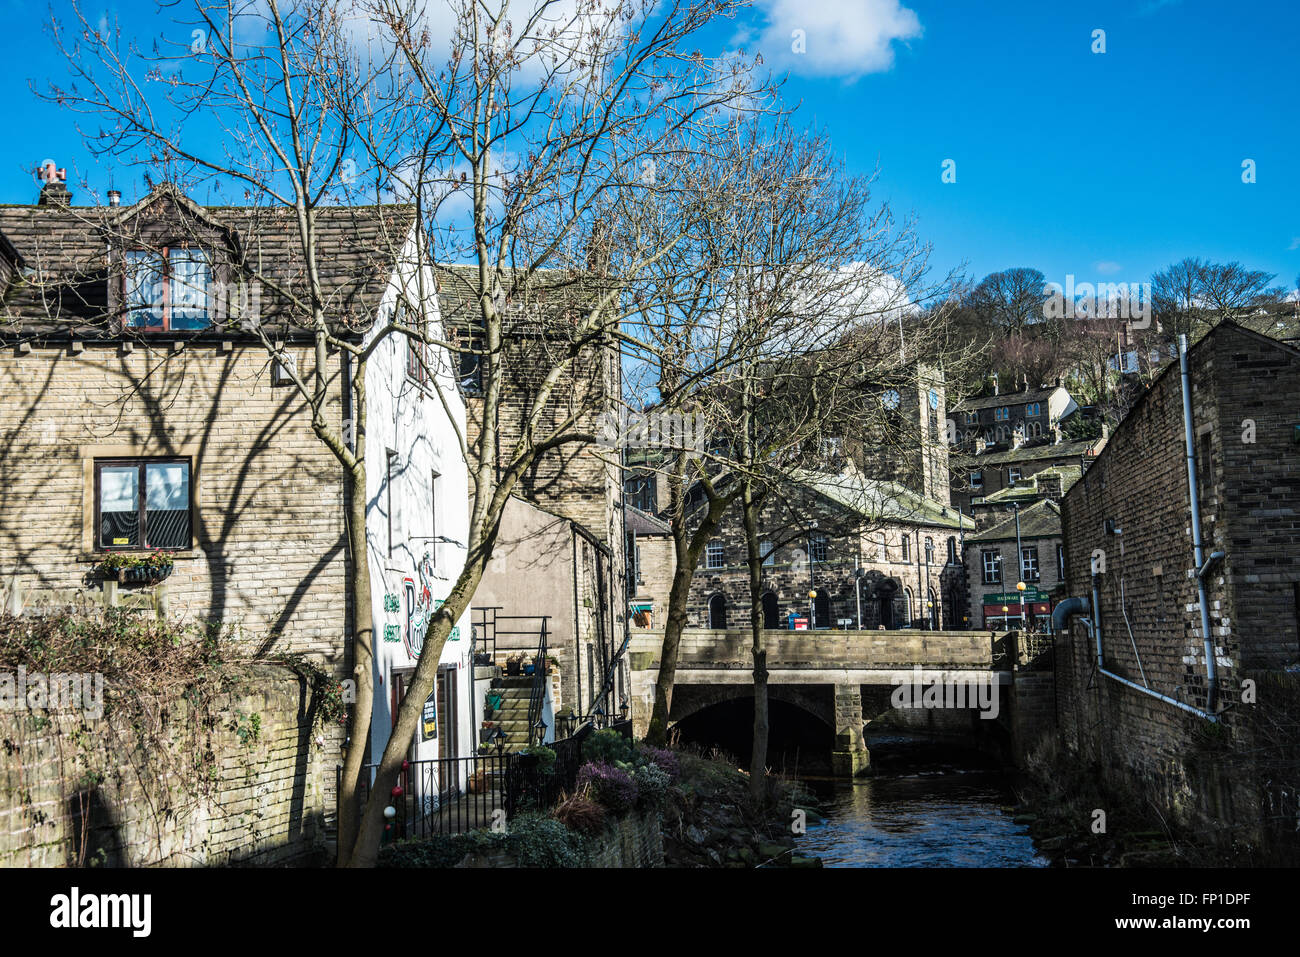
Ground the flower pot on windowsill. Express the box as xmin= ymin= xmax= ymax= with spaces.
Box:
xmin=103 ymin=562 xmax=174 ymax=586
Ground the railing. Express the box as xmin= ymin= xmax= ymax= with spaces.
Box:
xmin=526 ymin=619 xmax=549 ymax=747
xmin=345 ymin=728 xmax=602 ymax=843
xmin=352 ymin=751 xmax=512 ymax=842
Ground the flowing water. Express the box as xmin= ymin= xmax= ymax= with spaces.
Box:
xmin=794 ymin=733 xmax=1049 ymax=868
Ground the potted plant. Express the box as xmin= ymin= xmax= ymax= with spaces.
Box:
xmin=522 ymin=655 xmax=536 ymax=676
xmin=505 ymin=654 xmax=523 ymax=676
xmin=473 ymin=651 xmax=493 ymax=666
xmin=94 ymin=549 xmax=175 ymax=585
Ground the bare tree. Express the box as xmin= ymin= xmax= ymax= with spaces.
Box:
xmin=42 ymin=0 xmax=763 ymax=866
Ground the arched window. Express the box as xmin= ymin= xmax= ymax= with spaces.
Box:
xmin=924 ymin=537 xmax=935 ymax=565
xmin=947 ymin=537 xmax=958 ymax=565
xmin=708 ymin=593 xmax=727 ymax=630
xmin=761 ymin=592 xmax=780 ymax=630
xmin=902 ymin=588 xmax=914 ymax=627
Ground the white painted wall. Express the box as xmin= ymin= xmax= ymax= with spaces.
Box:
xmin=361 ymin=226 xmax=475 ymax=786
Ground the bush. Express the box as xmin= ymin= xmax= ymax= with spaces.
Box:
xmin=633 ymin=762 xmax=672 ymax=809
xmin=519 ymin=745 xmax=557 ymax=775
xmin=576 ymin=761 xmax=639 ymax=815
xmin=378 ymin=812 xmax=587 ymax=868
xmin=635 ymin=744 xmax=681 ymax=782
xmin=553 ymin=786 xmax=608 ymax=836
xmin=581 ymin=728 xmax=634 ymax=766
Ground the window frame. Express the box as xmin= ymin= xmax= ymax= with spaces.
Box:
xmin=809 ymin=533 xmax=828 ymax=564
xmin=901 ymin=534 xmax=910 ymax=563
xmin=706 ymin=540 xmax=725 ymax=569
xmin=122 ymin=246 xmax=213 ymax=332
xmin=93 ymin=456 xmax=194 ymax=552
xmin=982 ymin=549 xmax=1003 ymax=585
xmin=1021 ymin=545 xmax=1040 ymax=582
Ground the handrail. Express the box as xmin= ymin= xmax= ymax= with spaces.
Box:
xmin=526 ymin=619 xmax=549 ymax=746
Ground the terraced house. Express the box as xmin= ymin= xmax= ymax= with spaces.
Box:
xmin=0 ymin=175 xmax=475 ymax=778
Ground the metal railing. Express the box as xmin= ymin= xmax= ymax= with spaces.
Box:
xmin=526 ymin=619 xmax=549 ymax=747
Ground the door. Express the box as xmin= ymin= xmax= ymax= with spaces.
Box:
xmin=761 ymin=592 xmax=779 ymax=630
xmin=436 ymin=666 xmax=459 ymax=800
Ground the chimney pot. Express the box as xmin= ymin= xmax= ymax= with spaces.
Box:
xmin=108 ymin=190 xmax=121 ymax=207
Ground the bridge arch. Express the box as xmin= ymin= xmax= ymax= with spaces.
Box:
xmin=668 ymin=683 xmax=835 ymax=730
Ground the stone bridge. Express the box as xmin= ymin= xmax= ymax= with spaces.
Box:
xmin=627 ymin=628 xmax=1014 ymax=776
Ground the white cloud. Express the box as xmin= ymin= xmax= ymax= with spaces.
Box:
xmin=1094 ymin=260 xmax=1123 ymax=275
xmin=739 ymin=0 xmax=922 ymax=81
xmin=1287 ymin=237 xmax=1300 ymax=251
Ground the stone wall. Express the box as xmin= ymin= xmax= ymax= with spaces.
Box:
xmin=0 ymin=343 xmax=348 ymax=665
xmin=1057 ymin=324 xmax=1300 ymax=854
xmin=0 ymin=663 xmax=340 ymax=867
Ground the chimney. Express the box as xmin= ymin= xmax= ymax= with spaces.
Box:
xmin=35 ymin=160 xmax=71 ymax=207
xmin=992 ymin=374 xmax=999 ymax=396
xmin=108 ymin=189 xmax=121 ymax=207
xmin=1037 ymin=470 xmax=1064 ymax=502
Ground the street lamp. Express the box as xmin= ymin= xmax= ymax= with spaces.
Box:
xmin=1016 ymin=579 xmax=1027 ymax=631
xmin=1001 ymin=604 xmax=1010 ymax=631
xmin=808 ymin=589 xmax=817 ymax=630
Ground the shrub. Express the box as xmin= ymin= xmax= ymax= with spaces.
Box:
xmin=378 ymin=812 xmax=587 ymax=868
xmin=581 ymin=728 xmax=634 ymax=766
xmin=553 ymin=786 xmax=608 ymax=836
xmin=576 ymin=761 xmax=638 ymax=815
xmin=635 ymin=744 xmax=680 ymax=782
xmin=520 ymin=745 xmax=557 ymax=775
xmin=633 ymin=761 xmax=672 ymax=808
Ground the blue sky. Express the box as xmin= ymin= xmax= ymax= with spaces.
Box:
xmin=2 ymin=0 xmax=1296 ymax=293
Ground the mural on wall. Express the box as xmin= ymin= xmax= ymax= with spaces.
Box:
xmin=403 ymin=552 xmax=460 ymax=660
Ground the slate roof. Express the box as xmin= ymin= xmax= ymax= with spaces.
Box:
xmin=0 ymin=184 xmax=418 ymax=340
xmin=978 ymin=465 xmax=1083 ymax=503
xmin=951 ymin=436 xmax=1102 ymax=468
xmin=951 ymin=386 xmax=1063 ymax=413
xmin=790 ymin=468 xmax=973 ymax=531
xmin=968 ymin=499 xmax=1062 ymax=543
xmin=625 ymin=505 xmax=672 ymax=536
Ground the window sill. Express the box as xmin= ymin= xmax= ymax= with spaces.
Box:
xmin=81 ymin=550 xmax=200 ymax=563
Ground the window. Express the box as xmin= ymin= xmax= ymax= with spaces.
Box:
xmin=458 ymin=320 xmax=484 ymax=394
xmin=966 ymin=411 xmax=979 ymax=424
xmin=95 ymin=458 xmax=192 ymax=550
xmin=761 ymin=541 xmax=775 ymax=567
xmin=124 ymin=248 xmax=212 ymax=330
xmin=406 ymin=310 xmax=431 ymax=388
xmin=994 ymin=407 xmax=1010 ymax=421
xmin=901 ymin=534 xmax=910 ymax=562
xmin=386 ymin=450 xmax=398 ymax=557
xmin=1007 ymin=467 xmax=1022 ymax=484
xmin=982 ymin=549 xmax=1002 ymax=584
xmin=810 ymin=534 xmax=827 ymax=563
xmin=626 ymin=474 xmax=656 ymax=513
xmin=1057 ymin=543 xmax=1066 ymax=580
xmin=970 ymin=470 xmax=984 ymax=490
xmin=271 ymin=352 xmax=297 ymax=387
xmin=1025 ymin=402 xmax=1041 ymax=417
xmin=630 ymin=542 xmax=642 ymax=584
xmin=881 ymin=389 xmax=900 ymax=410
xmin=1029 ymin=421 xmax=1042 ymax=437
xmin=429 ymin=470 xmax=440 ymax=565
xmin=706 ymin=541 xmax=725 ymax=569
xmin=903 ymin=588 xmax=915 ymax=627
xmin=924 ymin=537 xmax=934 ymax=565
xmin=1021 ymin=545 xmax=1040 ymax=582
xmin=708 ymin=593 xmax=727 ymax=629
xmin=947 ymin=537 xmax=958 ymax=565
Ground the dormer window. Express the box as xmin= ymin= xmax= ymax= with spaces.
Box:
xmin=124 ymin=248 xmax=212 ymax=330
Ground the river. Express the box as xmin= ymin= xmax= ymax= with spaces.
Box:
xmin=794 ymin=733 xmax=1049 ymax=867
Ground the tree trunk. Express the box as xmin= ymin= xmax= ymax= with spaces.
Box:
xmin=742 ymin=481 xmax=769 ymax=804
xmin=336 ymin=368 xmax=373 ymax=866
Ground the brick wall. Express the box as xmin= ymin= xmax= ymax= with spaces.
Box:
xmin=0 ymin=663 xmax=341 ymax=867
xmin=1057 ymin=324 xmax=1300 ymax=852
xmin=0 ymin=343 xmax=349 ymax=666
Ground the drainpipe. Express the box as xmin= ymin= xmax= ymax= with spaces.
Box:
xmin=1056 ymin=591 xmax=1218 ymax=721
xmin=1178 ymin=334 xmax=1219 ymax=713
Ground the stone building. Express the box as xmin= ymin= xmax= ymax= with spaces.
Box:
xmin=964 ymin=499 xmax=1065 ymax=631
xmin=435 ymin=265 xmax=628 ymax=721
xmin=0 ymin=180 xmax=478 ymax=782
xmin=1056 ymin=322 xmax=1300 ymax=860
xmin=950 ymin=435 xmax=1104 ymax=514
xmin=687 ymin=467 xmax=971 ymax=632
xmin=626 ymin=505 xmax=675 ymax=631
